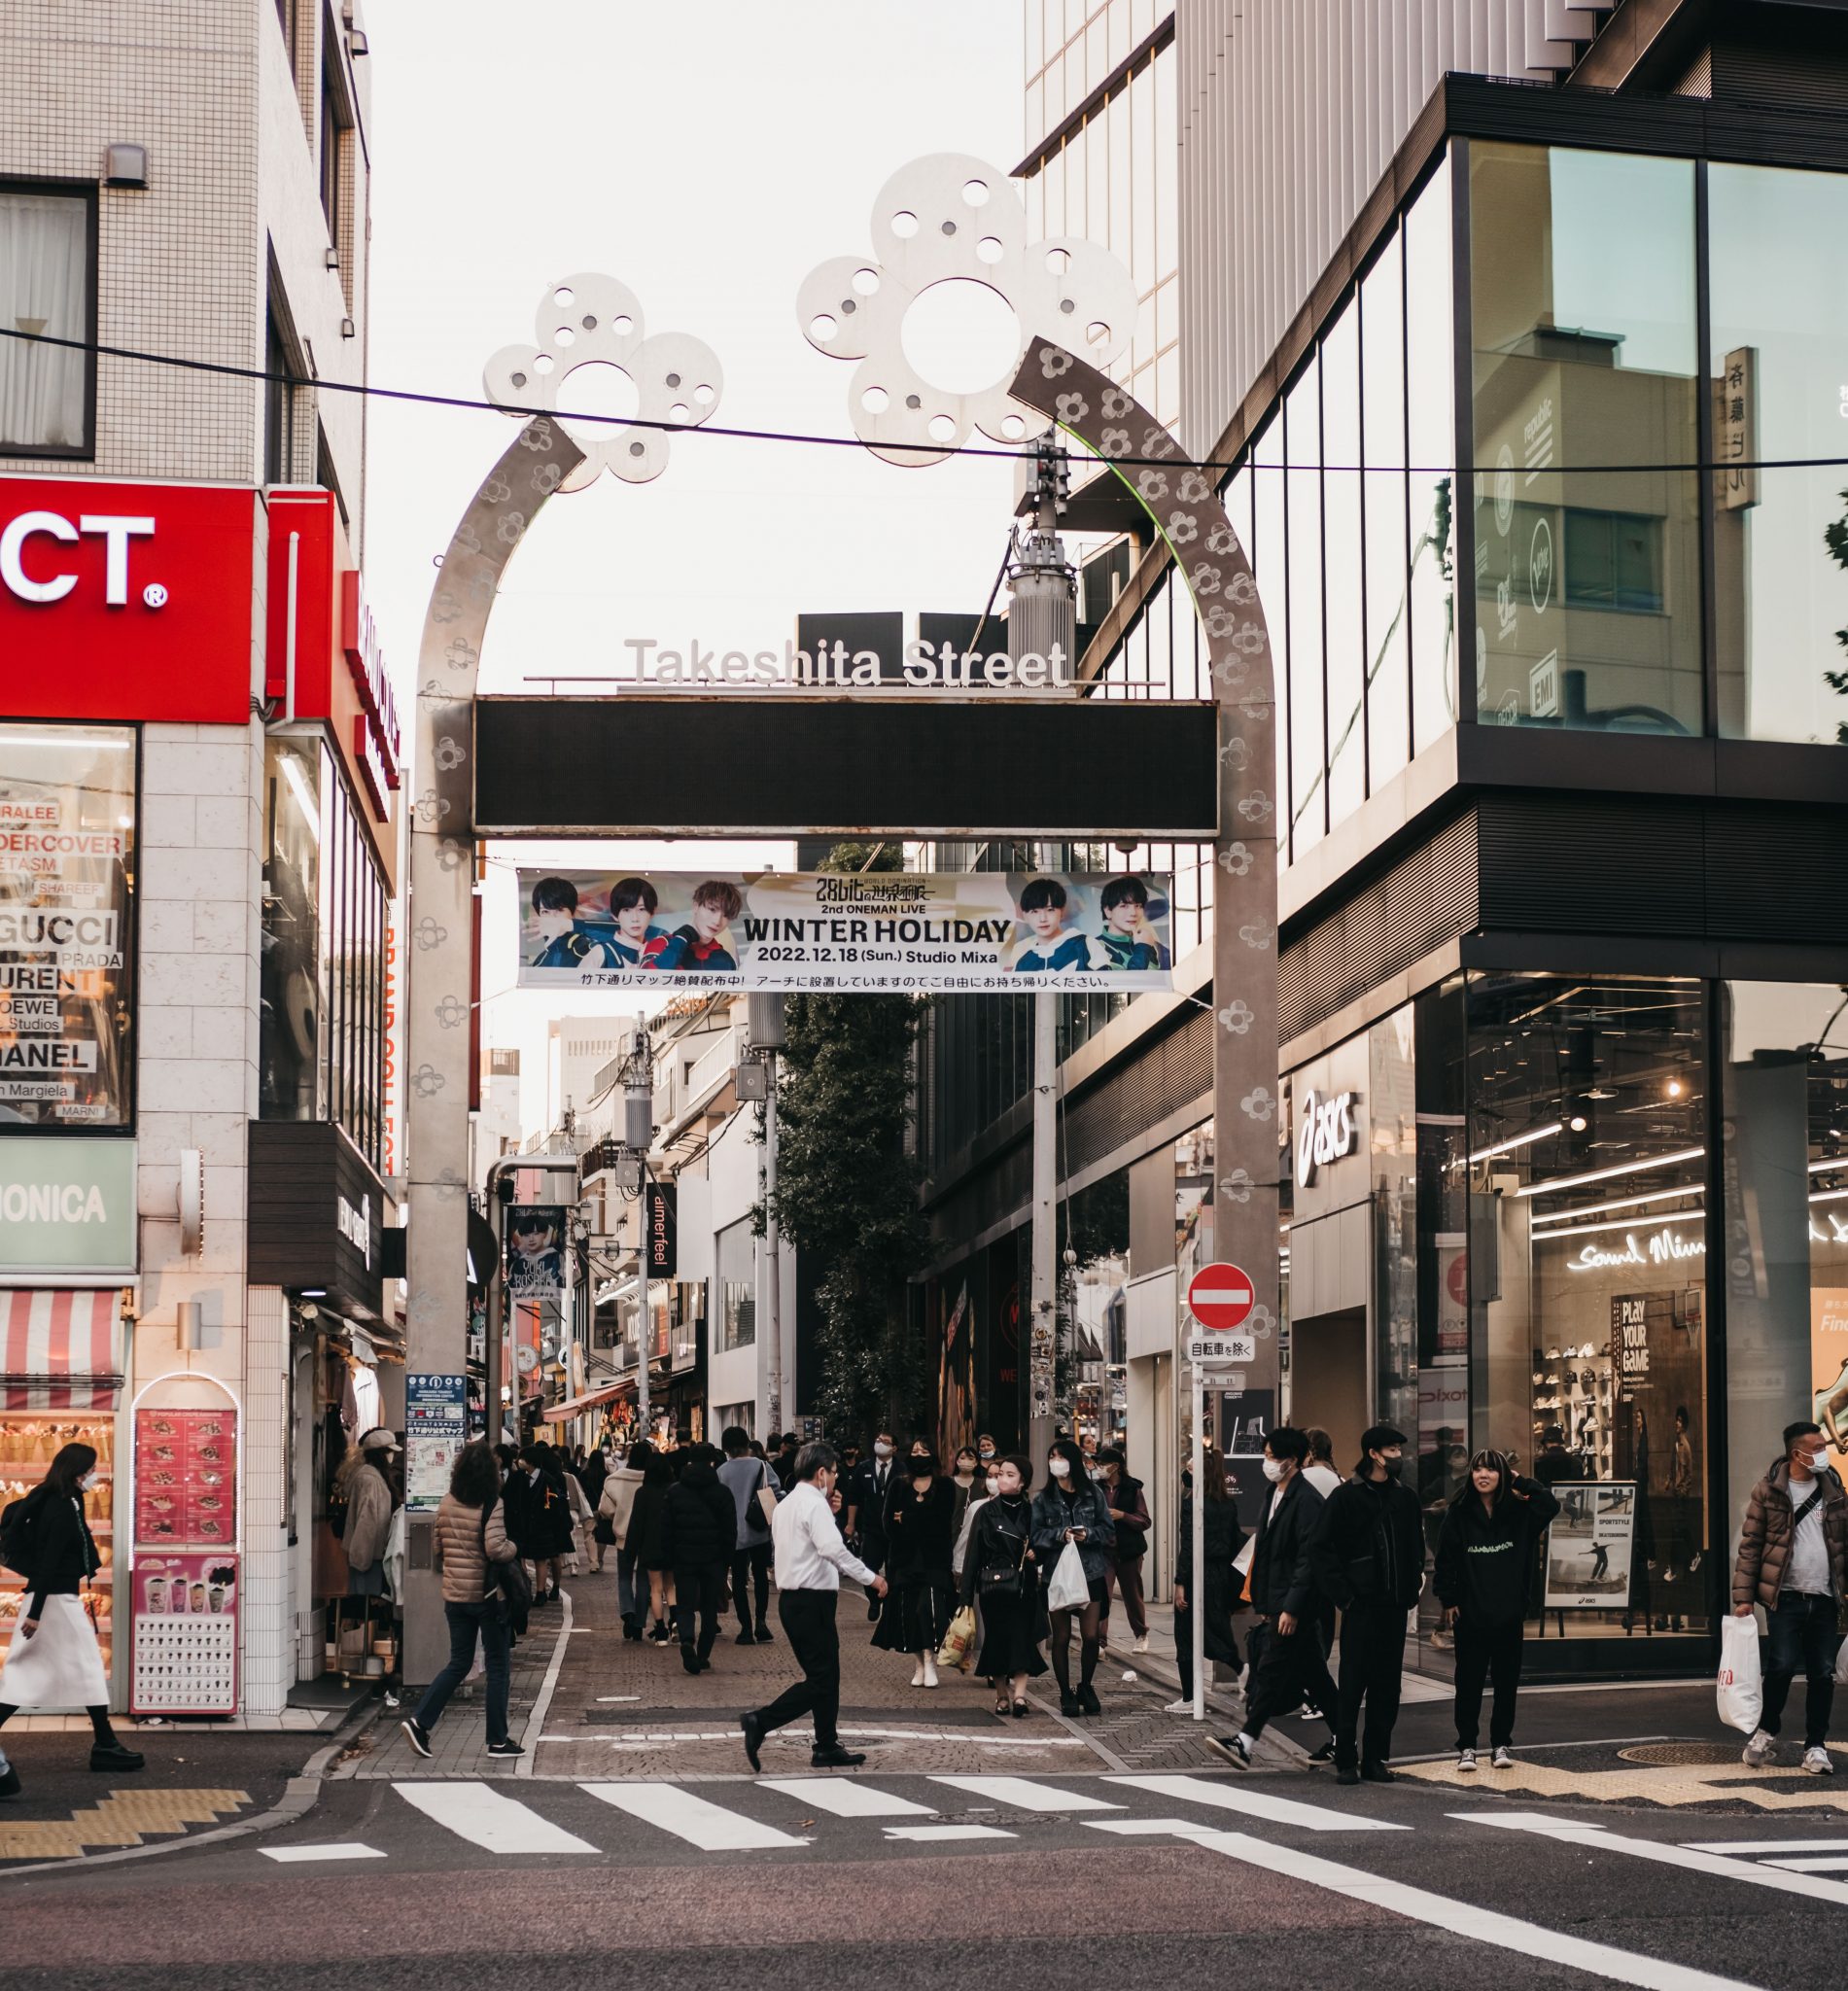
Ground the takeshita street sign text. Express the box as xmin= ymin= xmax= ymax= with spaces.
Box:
xmin=608 ymin=634 xmax=1073 ymax=690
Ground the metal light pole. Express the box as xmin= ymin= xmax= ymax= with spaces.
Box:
xmin=748 ymin=993 xmax=786 ymax=1437
xmin=625 ymin=1017 xmax=654 ymax=1444
xmin=1191 ymin=1367 xmax=1206 ymax=1720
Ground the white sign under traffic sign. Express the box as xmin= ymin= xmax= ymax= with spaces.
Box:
xmin=1186 ymin=1330 xmax=1256 ymax=1368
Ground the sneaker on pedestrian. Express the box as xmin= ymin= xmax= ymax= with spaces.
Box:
xmin=1742 ymin=1729 xmax=1778 ymax=1767
xmin=1132 ymin=1635 xmax=1150 ymax=1654
xmin=1164 ymin=1697 xmax=1194 ymax=1714
xmin=1336 ymin=1764 xmax=1360 ymax=1787
xmin=1456 ymin=1748 xmax=1478 ymax=1773
xmin=1805 ymin=1746 xmax=1835 ymax=1775
xmin=1208 ymin=1732 xmax=1255 ymax=1769
xmin=485 ymin=1738 xmax=525 ymax=1758
xmin=1306 ymin=1737 xmax=1335 ymax=1764
xmin=401 ymin=1718 xmax=433 ymax=1759
xmin=1294 ymin=1701 xmax=1322 ymax=1721
xmin=1491 ymin=1745 xmax=1515 ymax=1770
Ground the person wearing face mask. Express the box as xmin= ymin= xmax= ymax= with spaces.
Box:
xmin=1434 ymin=1448 xmax=1559 ymax=1771
xmin=948 ymin=1447 xmax=982 ymax=1550
xmin=1733 ymin=1418 xmax=1848 ymax=1774
xmin=1170 ymin=1445 xmax=1246 ymax=1711
xmin=1308 ymin=1424 xmax=1426 ymax=1786
xmin=1209 ymin=1427 xmax=1336 ymax=1771
xmin=976 ymin=1435 xmax=997 ymax=1470
xmin=0 ymin=1442 xmax=142 ymax=1793
xmin=844 ymin=1432 xmax=897 ymax=1621
xmin=960 ymin=1455 xmax=1047 ymax=1715
xmin=1030 ymin=1438 xmax=1116 ymax=1717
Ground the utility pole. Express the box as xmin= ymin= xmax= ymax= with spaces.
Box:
xmin=748 ymin=993 xmax=786 ymax=1437
xmin=625 ymin=1016 xmax=654 ymax=1444
xmin=1014 ymin=438 xmax=1076 ymax=1471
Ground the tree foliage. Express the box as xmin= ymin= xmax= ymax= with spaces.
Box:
xmin=771 ymin=842 xmax=927 ymax=1440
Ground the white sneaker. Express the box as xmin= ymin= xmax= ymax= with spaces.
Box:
xmin=1132 ymin=1635 xmax=1150 ymax=1654
xmin=1164 ymin=1698 xmax=1194 ymax=1714
xmin=922 ymin=1657 xmax=939 ymax=1689
xmin=1805 ymin=1746 xmax=1834 ymax=1775
xmin=1492 ymin=1746 xmax=1514 ymax=1770
xmin=1209 ymin=1732 xmax=1255 ymax=1769
xmin=1742 ymin=1729 xmax=1777 ymax=1767
xmin=1456 ymin=1748 xmax=1477 ymax=1773
xmin=910 ymin=1661 xmax=925 ymax=1688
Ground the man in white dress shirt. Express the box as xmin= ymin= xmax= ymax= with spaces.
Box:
xmin=741 ymin=1443 xmax=887 ymax=1771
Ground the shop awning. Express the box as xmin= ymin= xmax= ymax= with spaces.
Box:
xmin=1 ymin=1289 xmax=125 ymax=1411
xmin=540 ymin=1384 xmax=623 ymax=1424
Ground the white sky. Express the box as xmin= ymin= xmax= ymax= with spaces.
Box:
xmin=362 ymin=2 xmax=1027 ymax=1134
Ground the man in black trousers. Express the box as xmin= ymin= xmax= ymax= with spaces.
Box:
xmin=1312 ymin=1422 xmax=1427 ymax=1786
xmin=740 ymin=1444 xmax=888 ymax=1771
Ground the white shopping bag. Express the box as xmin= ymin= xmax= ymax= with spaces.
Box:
xmin=1047 ymin=1539 xmax=1090 ymax=1613
xmin=1834 ymin=1625 xmax=1848 ymax=1688
xmin=1718 ymin=1612 xmax=1763 ymax=1734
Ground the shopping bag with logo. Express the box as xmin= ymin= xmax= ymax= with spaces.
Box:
xmin=1717 ymin=1611 xmax=1763 ymax=1734
xmin=937 ymin=1605 xmax=977 ymax=1671
xmin=1048 ymin=1540 xmax=1090 ymax=1614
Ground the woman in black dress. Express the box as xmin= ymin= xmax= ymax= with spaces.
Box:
xmin=628 ymin=1449 xmax=676 ymax=1641
xmin=872 ymin=1451 xmax=959 ymax=1687
xmin=959 ymin=1455 xmax=1048 ymax=1716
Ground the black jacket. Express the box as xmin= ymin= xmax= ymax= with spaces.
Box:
xmin=1311 ymin=1472 xmax=1427 ymax=1612
xmin=663 ymin=1463 xmax=735 ymax=1569
xmin=1030 ymin=1479 xmax=1117 ymax=1586
xmin=1434 ymin=1475 xmax=1562 ymax=1624
xmin=883 ymin=1476 xmax=958 ymax=1582
xmin=1107 ymin=1473 xmax=1151 ymax=1557
xmin=847 ymin=1459 xmax=895 ymax=1547
xmin=959 ymin=1493 xmax=1036 ymax=1607
xmin=1175 ymin=1487 xmax=1247 ymax=1664
xmin=630 ymin=1474 xmax=675 ymax=1571
xmin=18 ymin=1485 xmax=101 ymax=1616
xmin=1247 ymin=1472 xmax=1325 ymax=1620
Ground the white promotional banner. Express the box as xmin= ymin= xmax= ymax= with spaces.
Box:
xmin=515 ymin=868 xmax=1175 ymax=994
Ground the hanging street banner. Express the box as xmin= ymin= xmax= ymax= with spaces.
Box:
xmin=515 ymin=868 xmax=1175 ymax=994
xmin=506 ymin=1205 xmax=566 ymax=1302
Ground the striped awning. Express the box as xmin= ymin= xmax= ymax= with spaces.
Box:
xmin=540 ymin=1384 xmax=623 ymax=1424
xmin=1 ymin=1289 xmax=126 ymax=1411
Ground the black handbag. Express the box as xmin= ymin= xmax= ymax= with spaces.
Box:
xmin=979 ymin=1523 xmax=1028 ymax=1598
xmin=481 ymin=1495 xmax=533 ymax=1627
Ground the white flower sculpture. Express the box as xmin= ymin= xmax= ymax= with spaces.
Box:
xmin=483 ymin=273 xmax=723 ymax=491
xmin=797 ymin=153 xmax=1137 ymax=469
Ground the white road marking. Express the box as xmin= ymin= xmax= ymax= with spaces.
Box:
xmin=759 ymin=1778 xmax=937 ymax=1818
xmin=1183 ymin=1825 xmax=1757 ymax=1991
xmin=595 ymin=1694 xmax=642 ymax=1703
xmin=1763 ymin=1857 xmax=1848 ymax=1873
xmin=395 ymin=1781 xmax=597 ymax=1856
xmin=884 ymin=1824 xmax=1014 ymax=1841
xmin=929 ymin=1774 xmax=1122 ymax=1812
xmin=1688 ymin=1837 xmax=1848 ymax=1854
xmin=581 ymin=1780 xmax=811 ymax=1851
xmin=516 ymin=1587 xmax=573 ymax=1779
xmin=1462 ymin=1809 xmax=1848 ymax=1908
xmin=261 ymin=1842 xmax=386 ymax=1863
xmin=1109 ymin=1772 xmax=1408 ymax=1834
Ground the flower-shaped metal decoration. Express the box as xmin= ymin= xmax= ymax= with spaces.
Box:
xmin=483 ymin=274 xmax=723 ymax=491
xmin=798 ymin=154 xmax=1137 ymax=469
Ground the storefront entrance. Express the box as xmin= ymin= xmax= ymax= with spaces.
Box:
xmin=1291 ymin=1307 xmax=1368 ymax=1474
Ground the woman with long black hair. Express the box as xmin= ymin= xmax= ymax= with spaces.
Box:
xmin=1434 ymin=1447 xmax=1559 ymax=1771
xmin=872 ymin=1450 xmax=959 ymax=1688
xmin=1030 ymin=1436 xmax=1115 ymax=1717
xmin=1170 ymin=1442 xmax=1247 ymax=1711
xmin=0 ymin=1442 xmax=142 ymax=1795
xmin=959 ymin=1454 xmax=1047 ymax=1715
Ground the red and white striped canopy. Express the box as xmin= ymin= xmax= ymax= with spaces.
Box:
xmin=0 ymin=1289 xmax=125 ymax=1411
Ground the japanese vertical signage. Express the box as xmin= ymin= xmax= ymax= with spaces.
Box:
xmin=1715 ymin=346 xmax=1758 ymax=511
xmin=0 ymin=721 xmax=136 ymax=1127
xmin=404 ymin=1372 xmax=467 ymax=1512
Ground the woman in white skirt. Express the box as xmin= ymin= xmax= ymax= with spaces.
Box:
xmin=0 ymin=1441 xmax=143 ymax=1797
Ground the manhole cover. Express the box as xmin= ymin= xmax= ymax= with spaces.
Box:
xmin=1618 ymin=1742 xmax=1744 ymax=1766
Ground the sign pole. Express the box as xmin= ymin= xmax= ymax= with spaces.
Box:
xmin=627 ymin=1016 xmax=653 ymax=1446
xmin=1191 ymin=1364 xmax=1205 ymax=1722
xmin=1029 ymin=992 xmax=1058 ymax=1469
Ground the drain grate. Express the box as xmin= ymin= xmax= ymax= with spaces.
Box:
xmin=1618 ymin=1741 xmax=1745 ymax=1767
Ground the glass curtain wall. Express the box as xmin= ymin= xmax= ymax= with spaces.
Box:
xmin=1471 ymin=145 xmax=1702 ymax=733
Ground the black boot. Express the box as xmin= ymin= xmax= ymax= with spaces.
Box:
xmin=90 ymin=1740 xmax=145 ymax=1772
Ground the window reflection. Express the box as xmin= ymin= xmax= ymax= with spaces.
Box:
xmin=1407 ymin=157 xmax=1457 ymax=752
xmin=1362 ymin=234 xmax=1412 ymax=786
xmin=1322 ymin=297 xmax=1366 ymax=828
xmin=1286 ymin=356 xmax=1326 ymax=856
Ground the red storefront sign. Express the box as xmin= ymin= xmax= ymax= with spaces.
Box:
xmin=0 ymin=477 xmax=257 ymax=723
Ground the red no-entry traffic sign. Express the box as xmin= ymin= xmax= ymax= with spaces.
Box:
xmin=1187 ymin=1261 xmax=1256 ymax=1331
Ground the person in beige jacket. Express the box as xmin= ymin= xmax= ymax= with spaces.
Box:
xmin=401 ymin=1442 xmax=522 ymax=1760
xmin=599 ymin=1441 xmax=653 ymax=1640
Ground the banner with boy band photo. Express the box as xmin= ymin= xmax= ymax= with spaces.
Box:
xmin=515 ymin=868 xmax=1175 ymax=994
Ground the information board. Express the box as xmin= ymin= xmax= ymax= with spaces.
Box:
xmin=130 ymin=1551 xmax=239 ymax=1715
xmin=404 ymin=1372 xmax=468 ymax=1513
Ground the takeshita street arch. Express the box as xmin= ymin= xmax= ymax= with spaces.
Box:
xmin=401 ymin=162 xmax=1280 ymax=1541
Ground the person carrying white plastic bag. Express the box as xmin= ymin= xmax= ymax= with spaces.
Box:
xmin=1717 ymin=1612 xmax=1762 ymax=1735
xmin=1730 ymin=1418 xmax=1848 ymax=1774
xmin=1030 ymin=1439 xmax=1116 ymax=1719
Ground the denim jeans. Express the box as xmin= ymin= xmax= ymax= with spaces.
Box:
xmin=616 ymin=1543 xmax=642 ymax=1626
xmin=1761 ymin=1589 xmax=1840 ymax=1748
xmin=412 ymin=1600 xmax=511 ymax=1747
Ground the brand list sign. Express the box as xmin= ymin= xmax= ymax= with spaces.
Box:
xmin=0 ymin=1136 xmax=136 ymax=1273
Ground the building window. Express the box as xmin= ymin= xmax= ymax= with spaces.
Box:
xmin=717 ymin=1217 xmax=755 ymax=1351
xmin=1469 ymin=143 xmax=1701 ymax=734
xmin=0 ymin=184 xmax=94 ymax=456
xmin=319 ymin=26 xmax=350 ymax=248
xmin=264 ymin=298 xmax=299 ymax=484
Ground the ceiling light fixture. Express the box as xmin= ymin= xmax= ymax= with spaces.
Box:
xmin=1529 ymin=1183 xmax=1711 ymax=1228
xmin=1534 ymin=1207 xmax=1704 ymax=1242
xmin=1517 ymin=1145 xmax=1706 ymax=1199
xmin=1447 ymin=1121 xmax=1564 ymax=1170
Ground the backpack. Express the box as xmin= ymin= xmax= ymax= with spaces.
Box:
xmin=481 ymin=1494 xmax=533 ymax=1632
xmin=0 ymin=1490 xmax=42 ymax=1580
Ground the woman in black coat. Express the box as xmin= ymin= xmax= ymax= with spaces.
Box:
xmin=1172 ymin=1443 xmax=1247 ymax=1707
xmin=515 ymin=1443 xmax=575 ymax=1605
xmin=663 ymin=1445 xmax=738 ymax=1674
xmin=872 ymin=1455 xmax=959 ymax=1685
xmin=1029 ymin=1438 xmax=1116 ymax=1718
xmin=629 ymin=1450 xmax=676 ymax=1642
xmin=959 ymin=1454 xmax=1048 ymax=1714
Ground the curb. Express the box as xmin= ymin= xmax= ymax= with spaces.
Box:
xmin=0 ymin=1693 xmax=387 ymax=1883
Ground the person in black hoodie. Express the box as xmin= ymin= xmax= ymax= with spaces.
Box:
xmin=1097 ymin=1447 xmax=1152 ymax=1654
xmin=630 ymin=1449 xmax=677 ymax=1642
xmin=1434 ymin=1448 xmax=1560 ymax=1770
xmin=1171 ymin=1444 xmax=1246 ymax=1707
xmin=1210 ymin=1426 xmax=1336 ymax=1770
xmin=663 ymin=1444 xmax=738 ymax=1673
xmin=1311 ymin=1423 xmax=1427 ymax=1786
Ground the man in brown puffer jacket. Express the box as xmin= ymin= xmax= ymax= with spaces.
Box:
xmin=1731 ymin=1418 xmax=1848 ymax=1774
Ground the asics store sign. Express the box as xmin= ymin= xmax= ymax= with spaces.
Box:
xmin=1296 ymin=1088 xmax=1359 ymax=1186
xmin=0 ymin=478 xmax=257 ymax=723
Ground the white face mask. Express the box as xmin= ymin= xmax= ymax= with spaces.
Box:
xmin=79 ymin=1471 xmax=98 ymax=1491
xmin=1262 ymin=1457 xmax=1285 ymax=1484
xmin=985 ymin=1476 xmax=999 ymax=1496
xmin=1048 ymin=1457 xmax=1070 ymax=1479
xmin=1810 ymin=1450 xmax=1831 ymax=1477
xmin=873 ymin=1442 xmax=893 ymax=1460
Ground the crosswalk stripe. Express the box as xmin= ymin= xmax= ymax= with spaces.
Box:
xmin=929 ymin=1774 xmax=1122 ymax=1812
xmin=1108 ymin=1772 xmax=1408 ymax=1834
xmin=1186 ymin=1826 xmax=1754 ymax=1991
xmin=1762 ymin=1856 xmax=1848 ymax=1873
xmin=261 ymin=1842 xmax=386 ymax=1863
xmin=1688 ymin=1837 xmax=1848 ymax=1854
xmin=395 ymin=1781 xmax=597 ymax=1855
xmin=885 ymin=1824 xmax=1015 ymax=1841
xmin=581 ymin=1781 xmax=811 ymax=1851
xmin=1459 ymin=1810 xmax=1848 ymax=1909
xmin=759 ymin=1778 xmax=937 ymax=1818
